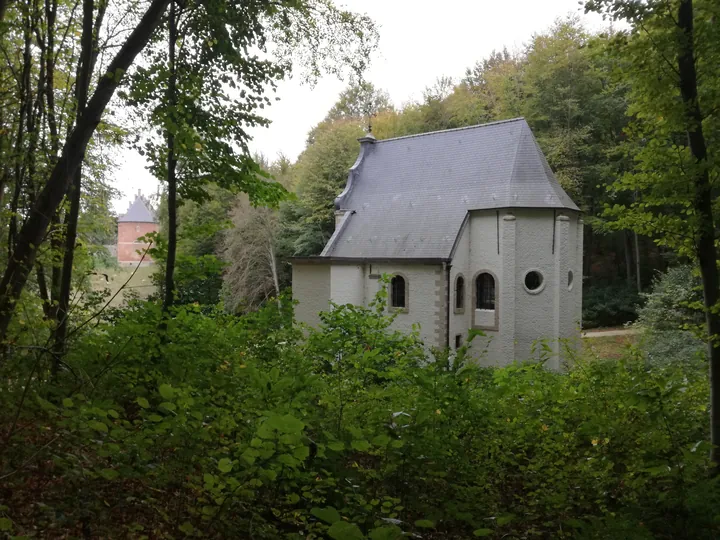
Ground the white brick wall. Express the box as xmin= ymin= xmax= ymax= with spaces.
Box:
xmin=292 ymin=264 xmax=331 ymax=328
xmin=292 ymin=209 xmax=582 ymax=369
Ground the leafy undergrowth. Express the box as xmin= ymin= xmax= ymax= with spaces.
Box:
xmin=0 ymin=297 xmax=716 ymax=539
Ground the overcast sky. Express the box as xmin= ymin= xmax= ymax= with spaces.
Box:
xmin=113 ymin=0 xmax=606 ymax=214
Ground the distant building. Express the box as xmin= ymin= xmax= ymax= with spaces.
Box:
xmin=291 ymin=118 xmax=583 ymax=368
xmin=117 ymin=191 xmax=158 ymax=265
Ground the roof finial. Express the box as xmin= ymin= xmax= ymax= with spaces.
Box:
xmin=358 ymin=115 xmax=376 ymax=144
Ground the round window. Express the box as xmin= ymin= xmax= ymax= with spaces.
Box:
xmin=524 ymin=270 xmax=543 ymax=292
xmin=568 ymin=270 xmax=574 ymax=289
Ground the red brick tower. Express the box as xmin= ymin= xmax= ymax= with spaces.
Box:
xmin=117 ymin=191 xmax=158 ymax=264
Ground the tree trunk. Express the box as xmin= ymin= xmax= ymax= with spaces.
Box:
xmin=53 ymin=0 xmax=96 ymax=364
xmin=583 ymin=219 xmax=593 ymax=282
xmin=162 ymin=0 xmax=177 ymax=312
xmin=8 ymin=14 xmax=32 ymax=259
xmin=634 ymin=232 xmax=641 ymax=293
xmin=624 ymin=231 xmax=633 ymax=286
xmin=677 ymin=0 xmax=720 ymax=472
xmin=268 ymin=243 xmax=281 ymax=309
xmin=0 ymin=0 xmax=170 ymax=342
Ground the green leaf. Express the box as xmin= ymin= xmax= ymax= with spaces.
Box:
xmin=160 ymin=402 xmax=176 ymax=412
xmin=100 ymin=468 xmax=119 ymax=480
xmin=241 ymin=449 xmax=257 ymax=465
xmin=159 ymin=384 xmax=175 ymax=400
xmin=274 ymin=414 xmax=305 ymax=434
xmin=277 ymin=454 xmax=297 ymax=467
xmin=372 ymin=434 xmax=391 ymax=447
xmin=217 ymin=458 xmax=233 ymax=473
xmin=88 ymin=420 xmax=108 ymax=433
xmin=62 ymin=397 xmax=74 ymax=408
xmin=369 ymin=526 xmax=403 ymax=540
xmin=203 ymin=473 xmax=215 ymax=488
xmin=148 ymin=414 xmax=163 ymax=423
xmin=0 ymin=518 xmax=12 ymax=531
xmin=178 ymin=521 xmax=194 ymax=535
xmin=136 ymin=397 xmax=150 ymax=409
xmin=328 ymin=441 xmax=345 ymax=452
xmin=473 ymin=529 xmax=493 ymax=537
xmin=328 ymin=521 xmax=364 ymax=540
xmin=351 ymin=439 xmax=370 ymax=452
xmin=293 ymin=445 xmax=310 ymax=460
xmin=311 ymin=506 xmax=341 ymax=524
xmin=415 ymin=519 xmax=435 ymax=528
xmin=497 ymin=513 xmax=515 ymax=526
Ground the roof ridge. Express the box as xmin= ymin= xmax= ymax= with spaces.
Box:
xmin=375 ymin=117 xmax=526 ymax=144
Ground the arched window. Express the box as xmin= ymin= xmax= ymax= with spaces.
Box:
xmin=476 ymin=273 xmax=495 ymax=310
xmin=390 ymin=275 xmax=406 ymax=309
xmin=455 ymin=275 xmax=465 ymax=311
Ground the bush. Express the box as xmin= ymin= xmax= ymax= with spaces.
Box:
xmin=583 ymin=282 xmax=642 ymax=328
xmin=0 ymin=292 xmax=716 ymax=539
xmin=635 ymin=265 xmax=705 ymax=364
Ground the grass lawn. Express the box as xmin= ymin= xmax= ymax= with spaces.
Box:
xmin=91 ymin=264 xmax=157 ymax=306
xmin=583 ymin=333 xmax=638 ymax=360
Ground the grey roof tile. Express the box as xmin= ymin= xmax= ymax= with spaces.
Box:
xmin=325 ymin=118 xmax=578 ymax=259
xmin=118 ymin=195 xmax=157 ymax=223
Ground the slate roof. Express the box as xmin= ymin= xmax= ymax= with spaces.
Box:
xmin=322 ymin=118 xmax=579 ymax=260
xmin=118 ymin=195 xmax=157 ymax=223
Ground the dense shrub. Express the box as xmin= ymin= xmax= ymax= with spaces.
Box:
xmin=582 ymin=282 xmax=642 ymax=328
xmin=0 ymin=294 xmax=716 ymax=539
xmin=635 ymin=265 xmax=705 ymax=364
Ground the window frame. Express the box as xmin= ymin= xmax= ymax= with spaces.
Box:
xmin=454 ymin=274 xmax=465 ymax=314
xmin=388 ymin=274 xmax=409 ymax=313
xmin=475 ymin=272 xmax=496 ymax=310
xmin=472 ymin=270 xmax=499 ymax=331
xmin=522 ymin=268 xmax=546 ymax=295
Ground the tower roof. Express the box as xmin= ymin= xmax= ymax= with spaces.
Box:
xmin=118 ymin=194 xmax=156 ymax=223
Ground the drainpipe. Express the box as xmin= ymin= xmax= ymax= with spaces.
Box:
xmin=444 ymin=262 xmax=451 ymax=349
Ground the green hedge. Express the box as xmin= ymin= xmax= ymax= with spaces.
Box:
xmin=583 ymin=282 xmax=642 ymax=328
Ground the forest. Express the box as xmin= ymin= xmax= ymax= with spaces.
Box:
xmin=1 ymin=0 xmax=720 ymax=538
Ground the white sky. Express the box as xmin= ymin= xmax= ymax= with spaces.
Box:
xmin=113 ymin=0 xmax=606 ymax=213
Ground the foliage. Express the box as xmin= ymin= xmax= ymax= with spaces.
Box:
xmin=324 ymin=80 xmax=393 ymax=123
xmin=635 ymin=265 xmax=705 ymax=364
xmin=0 ymin=289 xmax=716 ymax=538
xmin=583 ymin=282 xmax=642 ymax=328
xmin=282 ymin=119 xmax=365 ymax=255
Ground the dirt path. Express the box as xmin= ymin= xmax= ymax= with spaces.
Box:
xmin=582 ymin=328 xmax=638 ymax=339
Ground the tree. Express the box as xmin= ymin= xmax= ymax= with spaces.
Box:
xmin=53 ymin=0 xmax=108 ymax=360
xmin=585 ymin=0 xmax=720 ymax=468
xmin=223 ymin=196 xmax=284 ymax=312
xmin=284 ymin=119 xmax=364 ymax=255
xmin=0 ymin=0 xmax=171 ymax=342
xmin=124 ymin=0 xmax=378 ymax=311
xmin=325 ymin=80 xmax=392 ymax=123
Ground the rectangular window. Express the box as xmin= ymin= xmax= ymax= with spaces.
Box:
xmin=455 ymin=334 xmax=462 ymax=349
